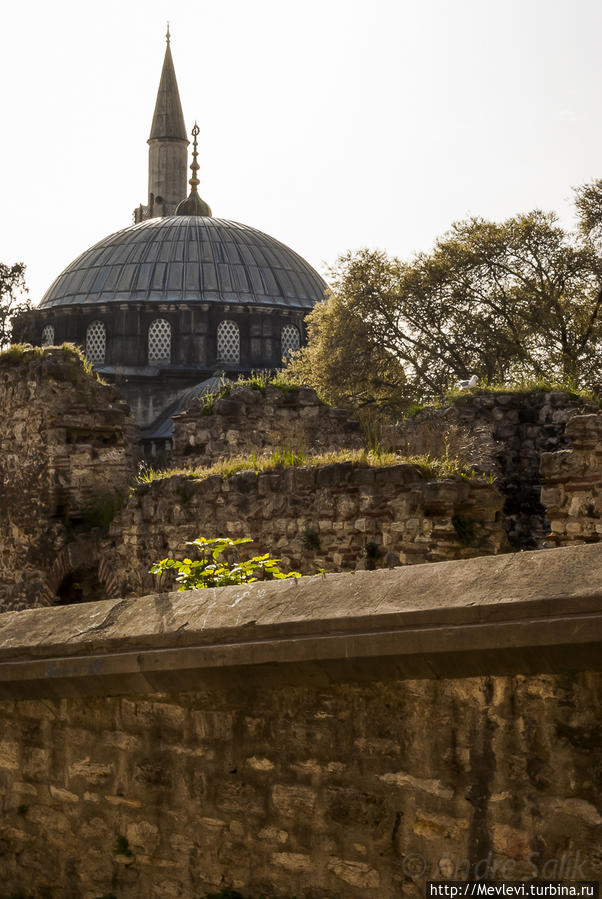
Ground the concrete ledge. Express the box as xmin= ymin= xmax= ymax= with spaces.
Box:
xmin=0 ymin=543 xmax=601 ymax=697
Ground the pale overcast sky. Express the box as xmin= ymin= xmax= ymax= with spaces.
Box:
xmin=2 ymin=0 xmax=602 ymax=303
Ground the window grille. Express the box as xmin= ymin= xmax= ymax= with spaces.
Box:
xmin=86 ymin=321 xmax=106 ymax=364
xmin=148 ymin=318 xmax=171 ymax=364
xmin=280 ymin=324 xmax=300 ymax=360
xmin=41 ymin=325 xmax=54 ymax=346
xmin=217 ymin=320 xmax=240 ymax=363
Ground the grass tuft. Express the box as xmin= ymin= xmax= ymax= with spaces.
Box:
xmin=198 ymin=371 xmax=303 ymax=415
xmin=0 ymin=342 xmax=107 ymax=384
xmin=134 ymin=447 xmax=486 ymax=489
xmin=437 ymin=376 xmax=597 ymax=406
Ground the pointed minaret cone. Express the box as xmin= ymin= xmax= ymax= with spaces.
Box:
xmin=149 ymin=25 xmax=187 ymax=142
xmin=134 ymin=27 xmax=189 ymax=221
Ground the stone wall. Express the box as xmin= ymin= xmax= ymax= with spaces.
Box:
xmin=385 ymin=391 xmax=595 ymax=549
xmin=0 ymin=346 xmax=137 ymax=610
xmin=540 ymin=411 xmax=602 ymax=546
xmin=172 ymin=384 xmax=363 ymax=468
xmin=1 ymin=674 xmax=599 ymax=898
xmin=0 ymin=546 xmax=600 ymax=897
xmin=101 ymin=463 xmax=506 ymax=599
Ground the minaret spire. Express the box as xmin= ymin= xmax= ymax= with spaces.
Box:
xmin=134 ymin=28 xmax=189 ymax=222
xmin=149 ymin=30 xmax=187 ymax=142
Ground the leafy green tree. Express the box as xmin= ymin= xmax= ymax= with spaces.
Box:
xmin=288 ymin=183 xmax=602 ymax=407
xmin=150 ymin=537 xmax=301 ymax=591
xmin=0 ymin=262 xmax=30 ymax=349
xmin=285 ymin=265 xmax=408 ymax=414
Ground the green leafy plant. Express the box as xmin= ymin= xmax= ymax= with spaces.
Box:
xmin=80 ymin=492 xmax=125 ymax=533
xmin=113 ymin=834 xmax=132 ymax=857
xmin=452 ymin=514 xmax=477 ymax=546
xmin=150 ymin=537 xmax=301 ymax=591
xmin=302 ymin=528 xmax=321 ymax=551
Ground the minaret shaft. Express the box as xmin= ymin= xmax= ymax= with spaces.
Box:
xmin=134 ymin=33 xmax=188 ymax=222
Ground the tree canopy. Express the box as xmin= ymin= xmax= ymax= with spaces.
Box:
xmin=286 ymin=180 xmax=602 ymax=411
xmin=0 ymin=263 xmax=30 ymax=350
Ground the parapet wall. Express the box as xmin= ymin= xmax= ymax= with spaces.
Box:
xmin=172 ymin=384 xmax=363 ymax=468
xmin=0 ymin=347 xmax=137 ymax=610
xmin=102 ymin=463 xmax=506 ymax=599
xmin=386 ymin=391 xmax=595 ymax=549
xmin=0 ymin=546 xmax=600 ymax=897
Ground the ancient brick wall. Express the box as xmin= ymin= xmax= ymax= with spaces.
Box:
xmin=0 ymin=347 xmax=137 ymax=610
xmin=540 ymin=412 xmax=602 ymax=546
xmin=0 ymin=672 xmax=599 ymax=898
xmin=102 ymin=463 xmax=505 ymax=599
xmin=386 ymin=392 xmax=595 ymax=549
xmin=171 ymin=385 xmax=363 ymax=468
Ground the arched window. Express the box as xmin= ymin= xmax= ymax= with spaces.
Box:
xmin=41 ymin=324 xmax=55 ymax=346
xmin=217 ymin=320 xmax=240 ymax=364
xmin=86 ymin=321 xmax=106 ymax=364
xmin=280 ymin=324 xmax=300 ymax=360
xmin=148 ymin=318 xmax=171 ymax=364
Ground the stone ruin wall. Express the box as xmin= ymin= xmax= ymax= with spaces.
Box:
xmin=384 ymin=391 xmax=596 ymax=549
xmin=0 ymin=347 xmax=137 ymax=611
xmin=2 ymin=347 xmax=602 ymax=611
xmin=540 ymin=411 xmax=602 ymax=546
xmin=171 ymin=385 xmax=364 ymax=468
xmin=102 ymin=463 xmax=506 ymax=600
xmin=1 ymin=672 xmax=599 ymax=898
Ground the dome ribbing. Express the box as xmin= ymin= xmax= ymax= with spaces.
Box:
xmin=39 ymin=216 xmax=326 ymax=310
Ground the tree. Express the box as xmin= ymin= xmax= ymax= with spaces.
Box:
xmin=287 ymin=183 xmax=602 ymax=408
xmin=285 ymin=257 xmax=408 ymax=414
xmin=0 ymin=263 xmax=30 ymax=350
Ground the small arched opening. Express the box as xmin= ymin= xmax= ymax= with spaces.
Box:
xmin=55 ymin=566 xmax=107 ymax=604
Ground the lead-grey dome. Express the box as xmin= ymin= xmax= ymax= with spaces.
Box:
xmin=39 ymin=216 xmax=327 ymax=310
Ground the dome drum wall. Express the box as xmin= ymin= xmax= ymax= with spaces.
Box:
xmin=30 ymin=303 xmax=307 ymax=369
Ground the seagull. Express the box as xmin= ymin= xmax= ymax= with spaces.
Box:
xmin=456 ymin=374 xmax=479 ymax=390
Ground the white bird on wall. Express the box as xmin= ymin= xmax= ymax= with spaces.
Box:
xmin=457 ymin=374 xmax=479 ymax=390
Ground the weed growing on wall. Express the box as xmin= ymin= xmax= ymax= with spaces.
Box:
xmin=112 ymin=834 xmax=132 ymax=857
xmin=135 ymin=448 xmax=485 ymax=487
xmin=452 ymin=514 xmax=477 ymax=546
xmin=150 ymin=537 xmax=301 ymax=591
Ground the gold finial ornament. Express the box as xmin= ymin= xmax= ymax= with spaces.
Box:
xmin=190 ymin=122 xmax=200 ymax=192
xmin=166 ymin=21 xmax=170 ymax=44
xmin=175 ymin=122 xmax=212 ymax=216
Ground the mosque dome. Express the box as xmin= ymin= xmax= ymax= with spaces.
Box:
xmin=39 ymin=216 xmax=326 ymax=311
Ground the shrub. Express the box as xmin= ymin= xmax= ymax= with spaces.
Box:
xmin=150 ymin=537 xmax=301 ymax=591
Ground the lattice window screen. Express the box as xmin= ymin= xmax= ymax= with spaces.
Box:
xmin=86 ymin=321 xmax=106 ymax=364
xmin=148 ymin=318 xmax=171 ymax=364
xmin=281 ymin=324 xmax=300 ymax=360
xmin=217 ymin=320 xmax=240 ymax=363
xmin=41 ymin=325 xmax=55 ymax=346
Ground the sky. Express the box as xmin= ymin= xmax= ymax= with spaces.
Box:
xmin=3 ymin=0 xmax=602 ymax=303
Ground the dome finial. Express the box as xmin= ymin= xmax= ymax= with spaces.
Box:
xmin=189 ymin=122 xmax=200 ymax=193
xmin=166 ymin=21 xmax=171 ymax=44
xmin=175 ymin=122 xmax=212 ymax=216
